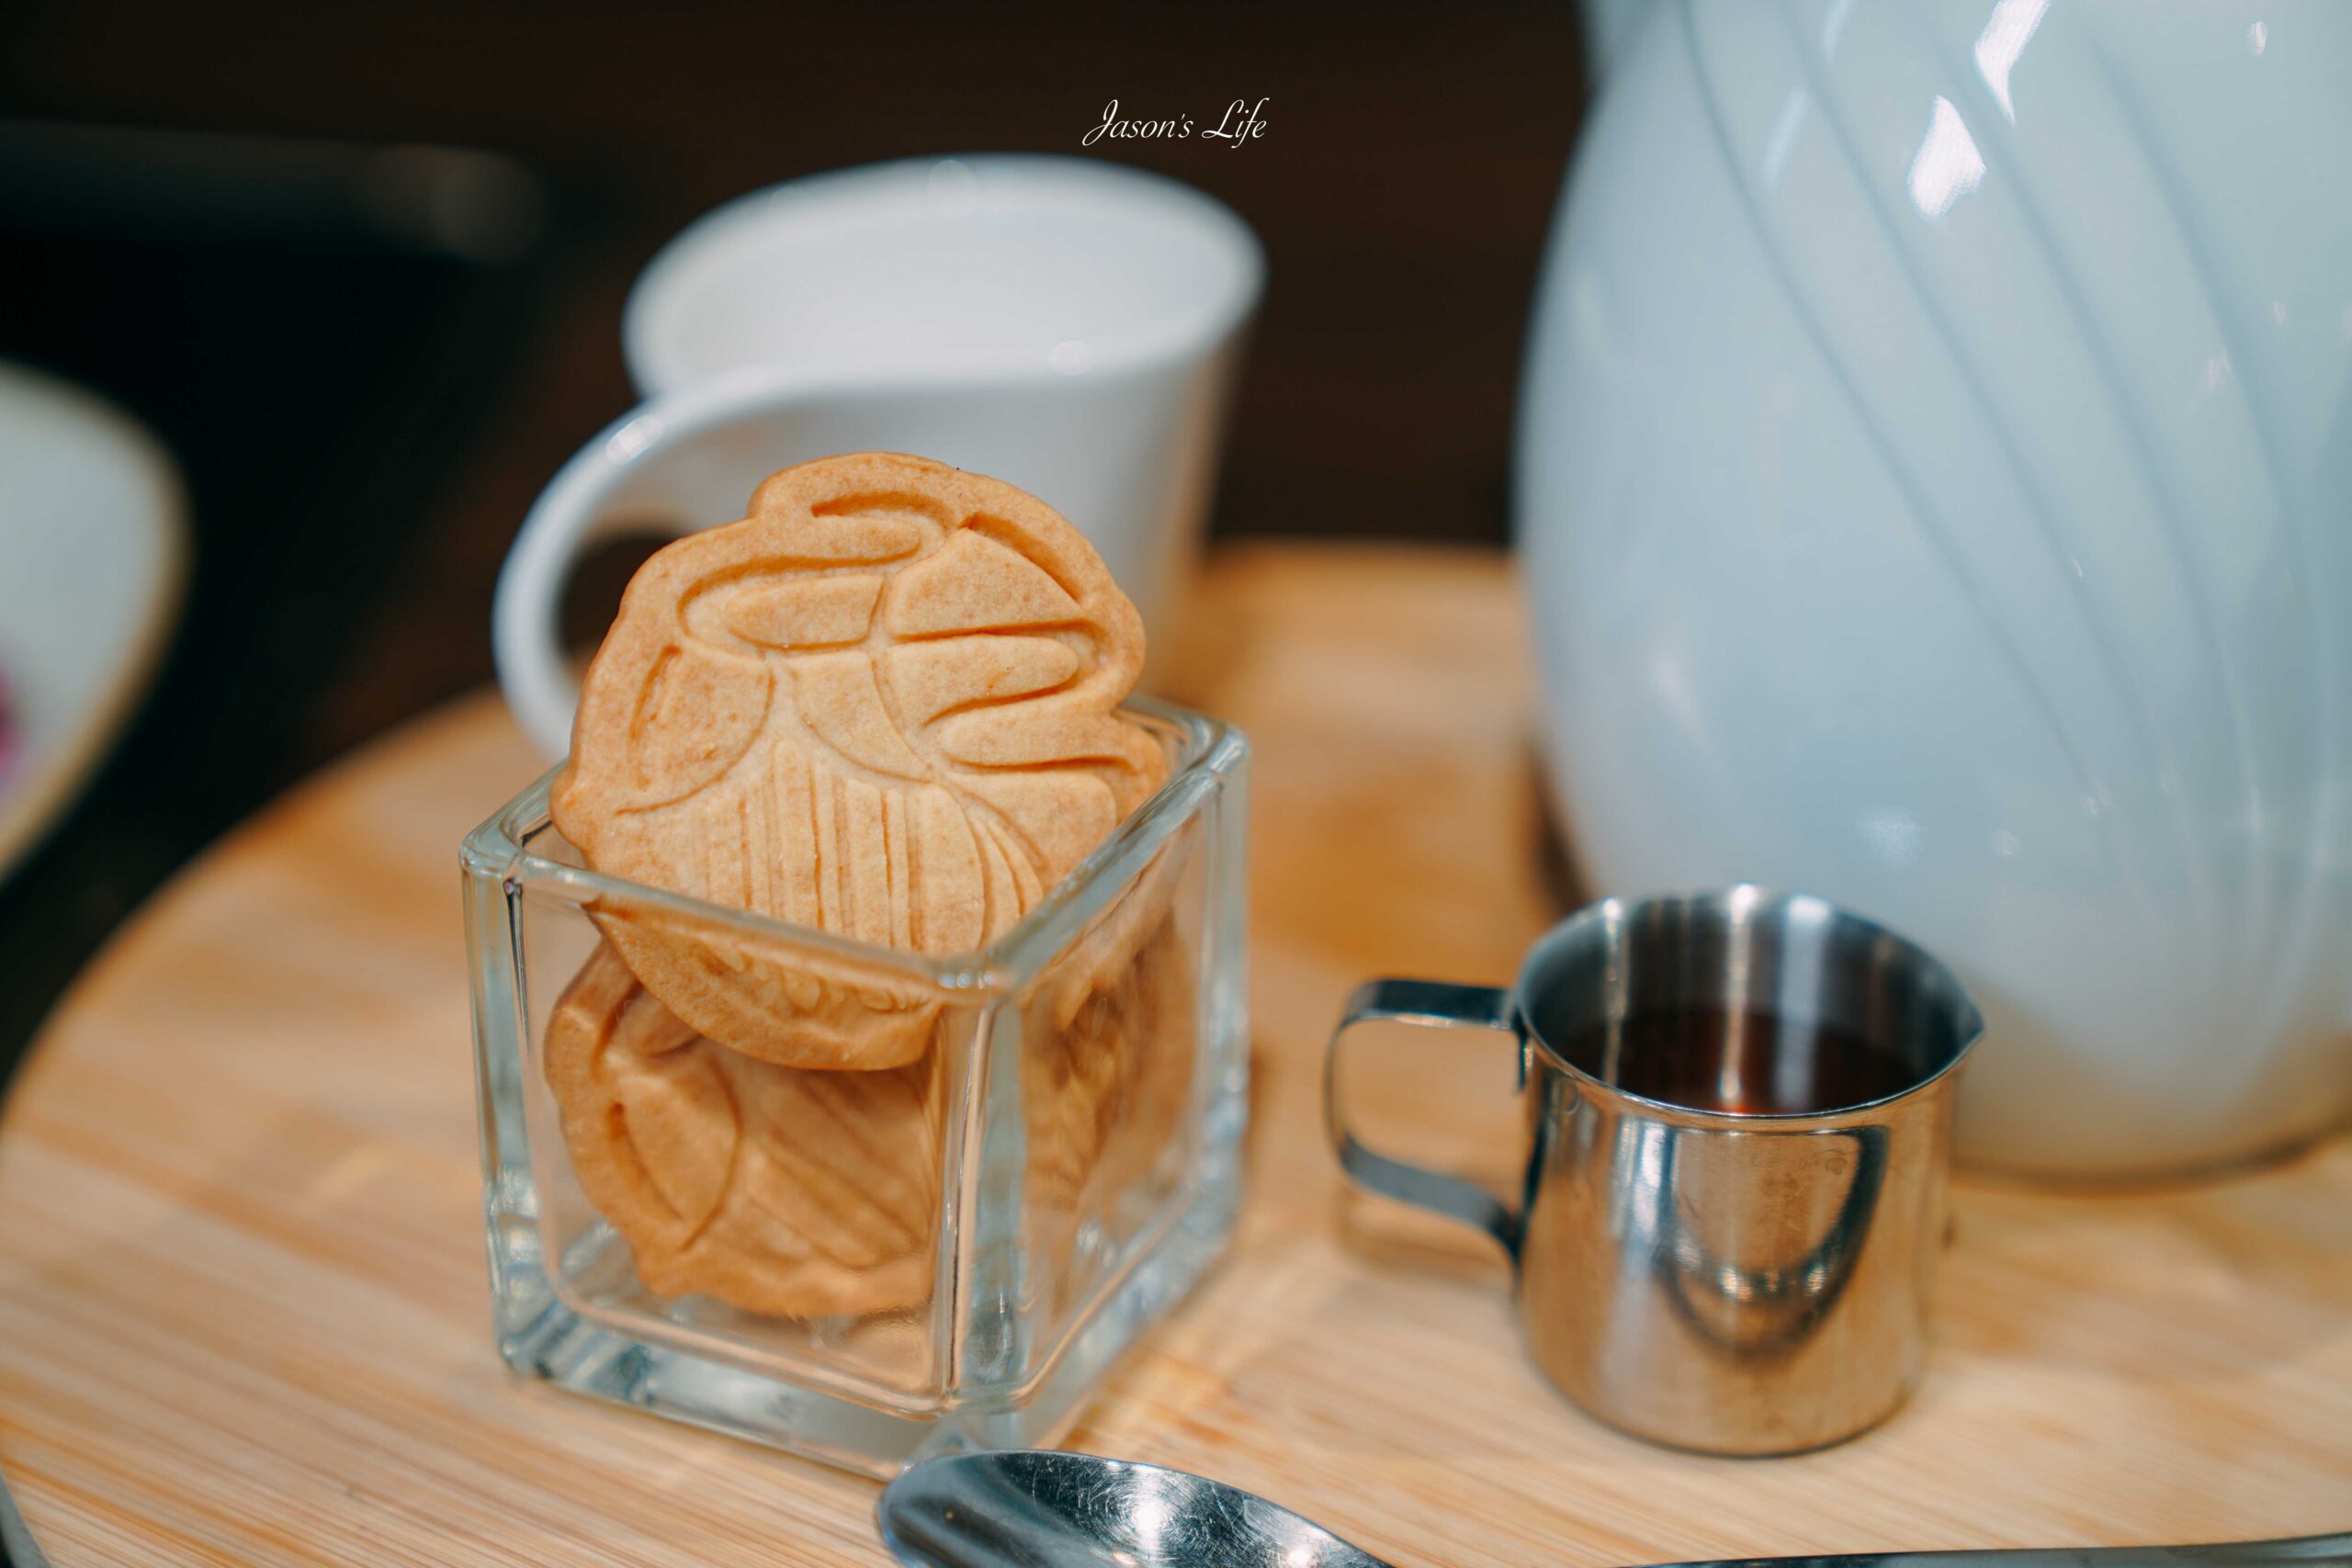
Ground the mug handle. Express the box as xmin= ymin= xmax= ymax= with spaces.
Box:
xmin=1325 ymin=979 xmax=1523 ymax=1258
xmin=492 ymin=370 xmax=808 ymax=760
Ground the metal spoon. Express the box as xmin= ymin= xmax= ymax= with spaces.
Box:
xmin=876 ymin=1450 xmax=2351 ymax=1568
xmin=0 ymin=1455 xmax=47 ymax=1568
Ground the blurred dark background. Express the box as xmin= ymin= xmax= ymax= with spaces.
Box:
xmin=0 ymin=1 xmax=1589 ymax=1066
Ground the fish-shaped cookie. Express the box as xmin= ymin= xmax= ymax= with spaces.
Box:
xmin=553 ymin=451 xmax=1170 ymax=1068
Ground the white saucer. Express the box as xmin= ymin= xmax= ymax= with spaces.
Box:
xmin=0 ymin=361 xmax=188 ymax=883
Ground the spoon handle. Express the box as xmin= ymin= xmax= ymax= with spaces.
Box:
xmin=1657 ymin=1533 xmax=2352 ymax=1568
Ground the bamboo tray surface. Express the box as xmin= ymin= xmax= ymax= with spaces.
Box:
xmin=1 ymin=544 xmax=2345 ymax=1566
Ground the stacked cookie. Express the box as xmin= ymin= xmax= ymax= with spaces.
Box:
xmin=541 ymin=453 xmax=1189 ymax=1318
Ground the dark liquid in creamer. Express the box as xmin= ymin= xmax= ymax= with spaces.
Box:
xmin=1548 ymin=1007 xmax=1917 ymax=1116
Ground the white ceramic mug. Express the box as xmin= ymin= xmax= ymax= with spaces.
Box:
xmin=495 ymin=154 xmax=1261 ymax=761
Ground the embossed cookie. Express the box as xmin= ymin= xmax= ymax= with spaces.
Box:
xmin=546 ymin=930 xmax=1195 ymax=1320
xmin=1023 ymin=912 xmax=1197 ymax=1229
xmin=545 ymin=942 xmax=944 ymax=1319
xmin=552 ymin=452 xmax=1170 ymax=1068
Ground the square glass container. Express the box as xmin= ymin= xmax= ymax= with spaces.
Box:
xmin=461 ymin=700 xmax=1248 ymax=1475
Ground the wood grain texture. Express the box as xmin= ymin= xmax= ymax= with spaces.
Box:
xmin=2 ymin=544 xmax=2346 ymax=1567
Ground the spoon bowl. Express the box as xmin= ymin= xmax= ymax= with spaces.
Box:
xmin=878 ymin=1450 xmax=1385 ymax=1568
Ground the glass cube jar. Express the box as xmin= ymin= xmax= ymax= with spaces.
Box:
xmin=461 ymin=700 xmax=1248 ymax=1475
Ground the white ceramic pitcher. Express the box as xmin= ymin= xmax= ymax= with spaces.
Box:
xmin=496 ymin=154 xmax=1261 ymax=761
xmin=1518 ymin=0 xmax=2352 ymax=1177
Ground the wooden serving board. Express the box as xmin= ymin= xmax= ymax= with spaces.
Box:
xmin=1 ymin=544 xmax=2346 ymax=1566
